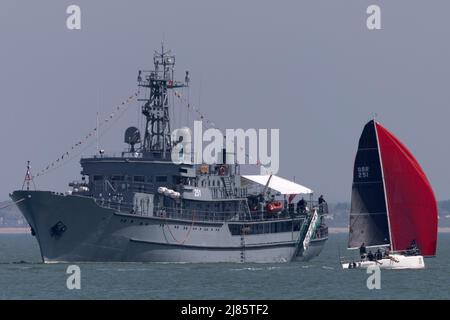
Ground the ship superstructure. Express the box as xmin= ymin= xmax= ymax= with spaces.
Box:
xmin=11 ymin=45 xmax=328 ymax=263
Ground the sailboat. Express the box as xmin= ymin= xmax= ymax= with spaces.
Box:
xmin=341 ymin=120 xmax=438 ymax=269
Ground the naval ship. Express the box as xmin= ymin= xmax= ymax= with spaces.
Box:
xmin=10 ymin=46 xmax=328 ymax=263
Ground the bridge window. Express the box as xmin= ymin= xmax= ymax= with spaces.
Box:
xmin=156 ymin=176 xmax=167 ymax=182
xmin=173 ymin=176 xmax=181 ymax=184
xmin=133 ymin=176 xmax=145 ymax=182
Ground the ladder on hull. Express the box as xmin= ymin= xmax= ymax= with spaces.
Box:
xmin=292 ymin=209 xmax=320 ymax=260
xmin=222 ymin=177 xmax=233 ymax=198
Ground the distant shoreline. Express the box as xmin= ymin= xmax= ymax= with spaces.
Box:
xmin=0 ymin=227 xmax=30 ymax=234
xmin=1 ymin=227 xmax=450 ymax=234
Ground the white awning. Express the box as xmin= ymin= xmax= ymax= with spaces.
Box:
xmin=241 ymin=175 xmax=313 ymax=195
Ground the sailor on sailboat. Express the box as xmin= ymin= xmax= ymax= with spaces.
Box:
xmin=341 ymin=120 xmax=438 ymax=270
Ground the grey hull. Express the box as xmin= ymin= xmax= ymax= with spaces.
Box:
xmin=11 ymin=190 xmax=327 ymax=263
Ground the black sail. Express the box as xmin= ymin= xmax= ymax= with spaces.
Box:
xmin=348 ymin=120 xmax=390 ymax=248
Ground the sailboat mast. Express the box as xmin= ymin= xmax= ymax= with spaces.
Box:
xmin=373 ymin=120 xmax=394 ymax=251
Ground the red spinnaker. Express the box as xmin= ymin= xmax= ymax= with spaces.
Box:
xmin=376 ymin=123 xmax=438 ymax=256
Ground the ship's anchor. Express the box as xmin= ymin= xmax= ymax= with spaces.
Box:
xmin=50 ymin=221 xmax=67 ymax=239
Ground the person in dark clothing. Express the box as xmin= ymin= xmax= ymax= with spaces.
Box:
xmin=318 ymin=195 xmax=325 ymax=204
xmin=318 ymin=195 xmax=327 ymax=213
xmin=376 ymin=248 xmax=382 ymax=260
xmin=359 ymin=242 xmax=367 ymax=259
xmin=297 ymin=197 xmax=307 ymax=214
xmin=367 ymin=251 xmax=374 ymax=261
xmin=406 ymin=239 xmax=420 ymax=256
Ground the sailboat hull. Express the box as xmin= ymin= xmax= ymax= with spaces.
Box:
xmin=341 ymin=254 xmax=425 ymax=270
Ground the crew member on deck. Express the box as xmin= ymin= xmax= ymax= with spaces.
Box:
xmin=297 ymin=197 xmax=307 ymax=214
xmin=359 ymin=242 xmax=367 ymax=259
xmin=376 ymin=248 xmax=382 ymax=260
xmin=318 ymin=195 xmax=325 ymax=204
xmin=318 ymin=195 xmax=327 ymax=213
xmin=406 ymin=239 xmax=420 ymax=256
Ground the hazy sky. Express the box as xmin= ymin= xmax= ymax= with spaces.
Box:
xmin=1 ymin=0 xmax=449 ymax=202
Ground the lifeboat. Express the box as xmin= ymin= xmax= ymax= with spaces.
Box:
xmin=266 ymin=201 xmax=283 ymax=214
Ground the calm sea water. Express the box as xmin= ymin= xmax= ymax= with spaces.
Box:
xmin=0 ymin=233 xmax=448 ymax=299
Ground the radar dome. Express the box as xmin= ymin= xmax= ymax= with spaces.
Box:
xmin=124 ymin=127 xmax=141 ymax=151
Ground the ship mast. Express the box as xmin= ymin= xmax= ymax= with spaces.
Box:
xmin=137 ymin=43 xmax=188 ymax=158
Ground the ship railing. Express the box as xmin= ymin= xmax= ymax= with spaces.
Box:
xmin=91 ymin=182 xmax=156 ymax=195
xmin=89 ymin=152 xmax=142 ymax=159
xmin=287 ymin=200 xmax=328 ymax=215
xmin=93 ymin=197 xmax=327 ymax=224
xmin=94 ymin=198 xmax=134 ymax=213
xmin=318 ymin=202 xmax=329 ymax=214
xmin=93 ymin=198 xmax=234 ymax=222
xmin=307 ymin=201 xmax=328 ymax=215
xmin=209 ymin=187 xmax=248 ymax=199
xmin=151 ymin=208 xmax=305 ymax=223
xmin=93 ymin=198 xmax=306 ymax=223
xmin=153 ymin=208 xmax=233 ymax=222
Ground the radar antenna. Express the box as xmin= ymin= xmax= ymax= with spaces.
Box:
xmin=124 ymin=127 xmax=141 ymax=153
xmin=137 ymin=43 xmax=188 ymax=158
